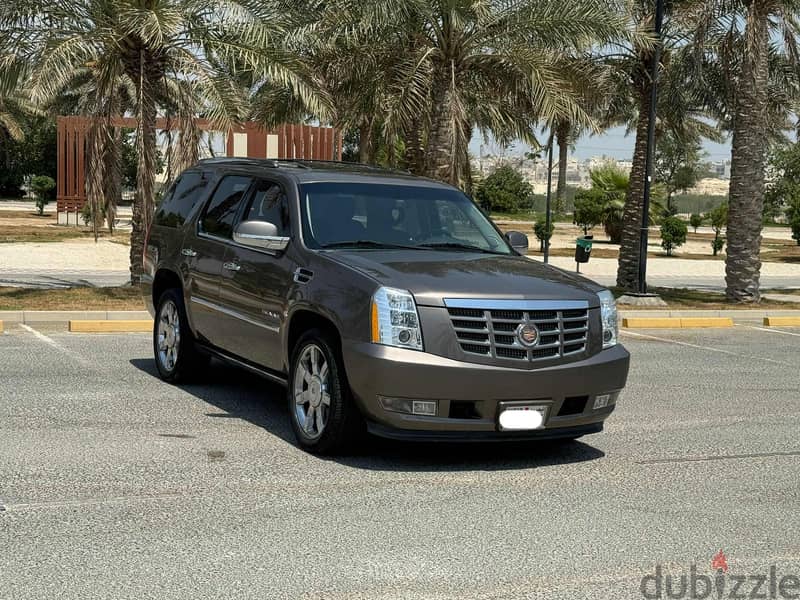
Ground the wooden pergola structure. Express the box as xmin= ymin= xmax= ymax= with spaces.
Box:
xmin=56 ymin=116 xmax=343 ymax=221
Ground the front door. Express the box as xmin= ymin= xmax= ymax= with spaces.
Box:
xmin=185 ymin=174 xmax=253 ymax=345
xmin=217 ymin=178 xmax=294 ymax=371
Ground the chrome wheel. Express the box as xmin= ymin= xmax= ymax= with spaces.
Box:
xmin=157 ymin=299 xmax=180 ymax=372
xmin=293 ymin=344 xmax=330 ymax=439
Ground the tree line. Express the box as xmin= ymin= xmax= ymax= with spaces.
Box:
xmin=0 ymin=0 xmax=798 ymax=301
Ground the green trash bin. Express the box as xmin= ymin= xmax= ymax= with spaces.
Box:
xmin=575 ymin=236 xmax=593 ymax=264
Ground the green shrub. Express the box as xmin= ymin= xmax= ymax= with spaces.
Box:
xmin=706 ymin=202 xmax=728 ymax=255
xmin=474 ymin=165 xmax=533 ymax=213
xmin=689 ymin=213 xmax=703 ymax=233
xmin=572 ymin=189 xmax=605 ymax=234
xmin=532 ymin=216 xmax=554 ymax=251
xmin=660 ymin=216 xmax=688 ymax=256
xmin=80 ymin=202 xmax=106 ymax=226
xmin=787 ymin=200 xmax=800 ymax=246
xmin=30 ymin=174 xmax=56 ymax=215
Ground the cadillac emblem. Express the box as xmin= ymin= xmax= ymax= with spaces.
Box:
xmin=515 ymin=322 xmax=540 ymax=347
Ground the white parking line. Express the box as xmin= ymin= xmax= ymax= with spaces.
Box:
xmin=621 ymin=329 xmax=794 ymax=366
xmin=740 ymin=325 xmax=800 ymax=337
xmin=19 ymin=324 xmax=93 ymax=368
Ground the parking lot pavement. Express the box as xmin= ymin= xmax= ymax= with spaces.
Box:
xmin=1 ymin=326 xmax=798 ymax=599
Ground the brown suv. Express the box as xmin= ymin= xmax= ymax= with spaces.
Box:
xmin=143 ymin=159 xmax=629 ymax=453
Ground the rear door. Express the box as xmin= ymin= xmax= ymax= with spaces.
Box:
xmin=215 ymin=178 xmax=295 ymax=370
xmin=183 ymin=174 xmax=253 ymax=344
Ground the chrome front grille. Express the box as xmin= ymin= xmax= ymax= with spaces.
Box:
xmin=445 ymin=300 xmax=590 ymax=362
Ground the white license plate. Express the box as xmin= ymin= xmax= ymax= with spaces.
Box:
xmin=498 ymin=405 xmax=548 ymax=431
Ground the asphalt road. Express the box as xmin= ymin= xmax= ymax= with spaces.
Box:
xmin=1 ymin=325 xmax=799 ymax=599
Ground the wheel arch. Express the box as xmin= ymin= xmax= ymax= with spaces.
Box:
xmin=152 ymin=268 xmax=183 ymax=308
xmin=285 ymin=309 xmax=342 ymax=372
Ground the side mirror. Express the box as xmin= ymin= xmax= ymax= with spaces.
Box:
xmin=505 ymin=230 xmax=529 ymax=252
xmin=233 ymin=220 xmax=289 ymax=251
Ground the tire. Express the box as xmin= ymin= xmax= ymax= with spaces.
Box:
xmin=153 ymin=288 xmax=208 ymax=382
xmin=288 ymin=329 xmax=364 ymax=454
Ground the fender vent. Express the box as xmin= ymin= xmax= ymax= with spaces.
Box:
xmin=293 ymin=268 xmax=314 ymax=284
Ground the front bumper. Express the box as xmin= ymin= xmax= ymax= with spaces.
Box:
xmin=342 ymin=342 xmax=630 ymax=440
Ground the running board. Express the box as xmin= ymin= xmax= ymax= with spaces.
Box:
xmin=198 ymin=344 xmax=288 ymax=387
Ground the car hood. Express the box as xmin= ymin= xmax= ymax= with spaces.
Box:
xmin=324 ymin=250 xmax=604 ymax=307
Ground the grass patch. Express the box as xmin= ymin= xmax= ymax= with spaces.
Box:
xmin=0 ymin=286 xmax=145 ymax=311
xmin=0 ymin=211 xmax=130 ymax=244
xmin=612 ymin=286 xmax=797 ymax=310
xmin=491 ymin=212 xmax=574 ymax=223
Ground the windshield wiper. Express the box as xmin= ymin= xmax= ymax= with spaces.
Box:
xmin=320 ymin=240 xmax=424 ymax=250
xmin=418 ymin=242 xmax=505 ymax=255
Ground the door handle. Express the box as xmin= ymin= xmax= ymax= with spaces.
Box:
xmin=181 ymin=248 xmax=197 ymax=257
xmin=223 ymin=262 xmax=241 ymax=272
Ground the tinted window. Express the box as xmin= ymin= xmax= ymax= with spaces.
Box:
xmin=299 ymin=182 xmax=510 ymax=253
xmin=201 ymin=175 xmax=252 ymax=239
xmin=242 ymin=180 xmax=290 ymax=236
xmin=154 ymin=171 xmax=207 ymax=227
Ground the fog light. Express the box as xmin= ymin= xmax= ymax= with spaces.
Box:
xmin=378 ymin=396 xmax=438 ymax=416
xmin=592 ymin=392 xmax=618 ymax=410
xmin=411 ymin=400 xmax=437 ymax=416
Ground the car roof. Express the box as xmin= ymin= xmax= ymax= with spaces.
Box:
xmin=194 ymin=158 xmax=457 ymax=190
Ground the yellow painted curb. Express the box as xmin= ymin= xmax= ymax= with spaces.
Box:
xmin=0 ymin=320 xmax=4 ymax=333
xmin=622 ymin=317 xmax=733 ymax=329
xmin=763 ymin=316 xmax=800 ymax=327
xmin=69 ymin=320 xmax=153 ymax=333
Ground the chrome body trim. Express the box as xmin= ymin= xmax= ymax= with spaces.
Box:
xmin=444 ymin=299 xmax=589 ymax=311
xmin=190 ymin=296 xmax=279 ymax=332
xmin=232 ymin=231 xmax=290 ymax=251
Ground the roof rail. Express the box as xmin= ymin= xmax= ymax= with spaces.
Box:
xmin=279 ymin=159 xmax=412 ymax=175
xmin=195 ymin=157 xmax=412 ymax=175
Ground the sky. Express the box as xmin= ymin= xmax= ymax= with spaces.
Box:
xmin=469 ymin=126 xmax=734 ymax=162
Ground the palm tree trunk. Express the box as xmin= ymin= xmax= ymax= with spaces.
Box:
xmin=358 ymin=119 xmax=374 ymax=164
xmin=86 ymin=120 xmax=104 ymax=242
xmin=423 ymin=66 xmax=466 ymax=186
xmin=103 ymin=127 xmax=121 ymax=233
xmin=130 ymin=52 xmax=157 ymax=285
xmin=725 ymin=4 xmax=769 ymax=303
xmin=555 ymin=121 xmax=569 ymax=213
xmin=403 ymin=117 xmax=425 ymax=175
xmin=616 ymin=87 xmax=652 ymax=291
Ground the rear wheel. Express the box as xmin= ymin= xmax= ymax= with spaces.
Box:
xmin=153 ymin=288 xmax=207 ymax=382
xmin=289 ymin=329 xmax=363 ymax=454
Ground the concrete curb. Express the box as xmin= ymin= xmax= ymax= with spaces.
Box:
xmin=69 ymin=320 xmax=152 ymax=333
xmin=0 ymin=310 xmax=151 ymax=324
xmin=622 ymin=317 xmax=733 ymax=329
xmin=763 ymin=316 xmax=800 ymax=327
xmin=2 ymin=309 xmax=800 ymax=331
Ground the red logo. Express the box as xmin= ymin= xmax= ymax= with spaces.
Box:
xmin=711 ymin=549 xmax=729 ymax=573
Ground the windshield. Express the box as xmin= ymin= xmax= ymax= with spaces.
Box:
xmin=299 ymin=182 xmax=512 ymax=254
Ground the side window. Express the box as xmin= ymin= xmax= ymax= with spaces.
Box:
xmin=200 ymin=175 xmax=252 ymax=239
xmin=241 ymin=180 xmax=290 ymax=236
xmin=155 ymin=171 xmax=207 ymax=227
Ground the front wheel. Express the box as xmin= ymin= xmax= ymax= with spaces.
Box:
xmin=288 ymin=329 xmax=363 ymax=454
xmin=153 ymin=289 xmax=207 ymax=382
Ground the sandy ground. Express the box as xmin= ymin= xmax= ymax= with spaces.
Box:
xmin=0 ymin=238 xmax=130 ymax=271
xmin=497 ymin=221 xmax=797 ymax=258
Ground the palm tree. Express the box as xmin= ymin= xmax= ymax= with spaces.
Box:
xmin=0 ymin=53 xmax=39 ymax=142
xmin=306 ymin=0 xmax=638 ymax=188
xmin=1 ymin=0 xmax=322 ymax=283
xmin=603 ymin=1 xmax=723 ymax=292
xmin=692 ymin=1 xmax=800 ymax=302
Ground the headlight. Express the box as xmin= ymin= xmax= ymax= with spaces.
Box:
xmin=370 ymin=287 xmax=423 ymax=350
xmin=597 ymin=289 xmax=618 ymax=348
